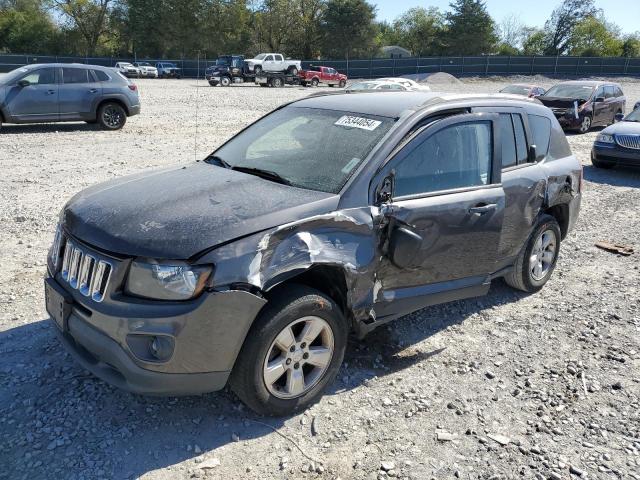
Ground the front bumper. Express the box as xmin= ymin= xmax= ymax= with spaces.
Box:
xmin=555 ymin=113 xmax=583 ymax=130
xmin=45 ymin=274 xmax=266 ymax=396
xmin=592 ymin=143 xmax=640 ymax=167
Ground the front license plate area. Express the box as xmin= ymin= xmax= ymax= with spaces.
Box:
xmin=44 ymin=278 xmax=72 ymax=331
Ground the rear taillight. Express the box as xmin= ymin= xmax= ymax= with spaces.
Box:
xmin=128 ymin=84 xmax=138 ymax=92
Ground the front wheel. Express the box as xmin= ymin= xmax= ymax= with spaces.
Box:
xmin=287 ymin=66 xmax=299 ymax=76
xmin=338 ymin=80 xmax=346 ymax=88
xmin=504 ymin=214 xmax=561 ymax=293
xmin=311 ymin=78 xmax=319 ymax=87
xmin=220 ymin=76 xmax=231 ymax=87
xmin=98 ymin=102 xmax=127 ymax=130
xmin=254 ymin=65 xmax=262 ymax=75
xmin=577 ymin=115 xmax=592 ymax=134
xmin=230 ymin=285 xmax=347 ymax=416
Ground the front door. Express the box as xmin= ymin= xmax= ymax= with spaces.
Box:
xmin=592 ymin=86 xmax=609 ymax=125
xmin=7 ymin=67 xmax=58 ymax=121
xmin=373 ymin=113 xmax=505 ymax=320
xmin=58 ymin=67 xmax=100 ymax=119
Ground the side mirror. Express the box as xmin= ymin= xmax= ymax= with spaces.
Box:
xmin=528 ymin=144 xmax=537 ymax=163
xmin=17 ymin=79 xmax=30 ymax=87
xmin=388 ymin=227 xmax=423 ymax=269
xmin=594 ymin=97 xmax=605 ymax=103
xmin=615 ymin=112 xmax=625 ymax=122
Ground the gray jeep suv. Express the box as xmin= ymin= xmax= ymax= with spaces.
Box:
xmin=45 ymin=92 xmax=582 ymax=416
xmin=0 ymin=63 xmax=140 ymax=130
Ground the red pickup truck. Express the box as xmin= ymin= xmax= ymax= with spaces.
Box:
xmin=299 ymin=66 xmax=347 ymax=87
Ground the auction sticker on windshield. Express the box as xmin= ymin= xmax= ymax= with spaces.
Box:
xmin=335 ymin=116 xmax=382 ymax=131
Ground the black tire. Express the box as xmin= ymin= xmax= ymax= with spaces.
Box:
xmin=311 ymin=78 xmax=319 ymax=87
xmin=612 ymin=109 xmax=623 ymax=125
xmin=97 ymin=102 xmax=127 ymax=130
xmin=339 ymin=80 xmax=346 ymax=88
xmin=504 ymin=214 xmax=561 ymax=293
xmin=300 ymin=81 xmax=307 ymax=87
xmin=220 ymin=76 xmax=231 ymax=87
xmin=230 ymin=285 xmax=348 ymax=416
xmin=208 ymin=80 xmax=217 ymax=87
xmin=271 ymin=77 xmax=284 ymax=88
xmin=287 ymin=66 xmax=299 ymax=76
xmin=254 ymin=65 xmax=262 ymax=75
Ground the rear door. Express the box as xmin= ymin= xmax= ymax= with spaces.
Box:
xmin=7 ymin=67 xmax=58 ymax=121
xmin=58 ymin=67 xmax=101 ymax=119
xmin=373 ymin=113 xmax=505 ymax=319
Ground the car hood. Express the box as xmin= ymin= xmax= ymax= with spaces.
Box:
xmin=538 ymin=97 xmax=589 ymax=108
xmin=602 ymin=121 xmax=640 ymax=135
xmin=62 ymin=162 xmax=339 ymax=259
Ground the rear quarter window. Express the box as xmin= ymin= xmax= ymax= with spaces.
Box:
xmin=93 ymin=70 xmax=110 ymax=81
xmin=527 ymin=114 xmax=551 ymax=158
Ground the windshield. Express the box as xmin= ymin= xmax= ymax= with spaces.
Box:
xmin=121 ymin=63 xmax=133 ymax=67
xmin=625 ymin=109 xmax=640 ymax=122
xmin=216 ymin=57 xmax=231 ymax=65
xmin=254 ymin=54 xmax=267 ymax=60
xmin=165 ymin=63 xmax=176 ymax=68
xmin=544 ymin=84 xmax=594 ymax=100
xmin=501 ymin=85 xmax=531 ymax=95
xmin=210 ymin=107 xmax=395 ymax=193
xmin=1 ymin=67 xmax=30 ymax=85
xmin=137 ymin=62 xmax=151 ymax=67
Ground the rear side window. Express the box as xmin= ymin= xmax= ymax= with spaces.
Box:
xmin=527 ymin=114 xmax=551 ymax=158
xmin=92 ymin=70 xmax=110 ymax=81
xmin=605 ymin=86 xmax=615 ymax=98
xmin=615 ymin=86 xmax=624 ymax=97
xmin=394 ymin=121 xmax=492 ymax=197
xmin=498 ymin=114 xmax=517 ymax=168
xmin=62 ymin=68 xmax=89 ymax=84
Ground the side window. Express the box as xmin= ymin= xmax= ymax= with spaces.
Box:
xmin=498 ymin=114 xmax=517 ymax=169
xmin=615 ymin=87 xmax=624 ymax=97
xmin=265 ymin=55 xmax=274 ymax=62
xmin=605 ymin=86 xmax=615 ymax=99
xmin=527 ymin=114 xmax=551 ymax=158
xmin=93 ymin=70 xmax=110 ymax=81
xmin=275 ymin=54 xmax=283 ymax=61
xmin=594 ymin=87 xmax=605 ymax=100
xmin=19 ymin=68 xmax=55 ymax=85
xmin=62 ymin=68 xmax=89 ymax=84
xmin=512 ymin=114 xmax=528 ymax=164
xmin=394 ymin=121 xmax=492 ymax=198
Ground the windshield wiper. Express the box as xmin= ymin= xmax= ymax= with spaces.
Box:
xmin=231 ymin=166 xmax=292 ymax=186
xmin=204 ymin=155 xmax=231 ymax=168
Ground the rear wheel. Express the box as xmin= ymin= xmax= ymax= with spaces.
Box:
xmin=271 ymin=76 xmax=284 ymax=88
xmin=98 ymin=102 xmax=127 ymax=130
xmin=287 ymin=66 xmax=299 ymax=76
xmin=254 ymin=65 xmax=262 ymax=75
xmin=231 ymin=285 xmax=347 ymax=416
xmin=505 ymin=214 xmax=561 ymax=293
xmin=339 ymin=80 xmax=346 ymax=88
xmin=208 ymin=80 xmax=217 ymax=87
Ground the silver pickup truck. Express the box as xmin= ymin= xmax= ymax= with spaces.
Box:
xmin=245 ymin=53 xmax=301 ymax=75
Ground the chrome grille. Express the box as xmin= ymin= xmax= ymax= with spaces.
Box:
xmin=615 ymin=134 xmax=640 ymax=150
xmin=551 ymin=107 xmax=566 ymax=115
xmin=59 ymin=238 xmax=112 ymax=302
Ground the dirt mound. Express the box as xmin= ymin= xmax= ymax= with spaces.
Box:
xmin=402 ymin=72 xmax=462 ymax=85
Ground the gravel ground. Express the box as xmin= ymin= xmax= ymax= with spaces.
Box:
xmin=1 ymin=77 xmax=639 ymax=480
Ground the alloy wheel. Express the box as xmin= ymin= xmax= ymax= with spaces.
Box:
xmin=102 ymin=106 xmax=123 ymax=129
xmin=262 ymin=316 xmax=334 ymax=399
xmin=579 ymin=116 xmax=592 ymax=133
xmin=530 ymin=229 xmax=558 ymax=281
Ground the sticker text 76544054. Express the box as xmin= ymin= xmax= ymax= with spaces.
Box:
xmin=334 ymin=115 xmax=382 ymax=131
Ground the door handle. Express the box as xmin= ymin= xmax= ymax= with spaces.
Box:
xmin=89 ymin=89 xmax=98 ymax=93
xmin=46 ymin=90 xmax=55 ymax=95
xmin=469 ymin=203 xmax=497 ymax=215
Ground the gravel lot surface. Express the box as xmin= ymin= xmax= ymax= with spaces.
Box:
xmin=1 ymin=77 xmax=639 ymax=480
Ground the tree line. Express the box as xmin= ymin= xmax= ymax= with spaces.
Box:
xmin=1 ymin=0 xmax=639 ymax=60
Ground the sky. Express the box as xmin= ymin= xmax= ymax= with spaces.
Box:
xmin=373 ymin=0 xmax=640 ymax=34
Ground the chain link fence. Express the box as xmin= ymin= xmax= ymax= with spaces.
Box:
xmin=1 ymin=53 xmax=639 ymax=78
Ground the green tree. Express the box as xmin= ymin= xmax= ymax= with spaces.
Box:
xmin=567 ymin=15 xmax=622 ymax=57
xmin=391 ymin=7 xmax=444 ymax=56
xmin=50 ymin=0 xmax=113 ymax=55
xmin=0 ymin=0 xmax=58 ymax=53
xmin=443 ymin=0 xmax=497 ymax=55
xmin=522 ymin=29 xmax=546 ymax=55
xmin=621 ymin=34 xmax=640 ymax=57
xmin=321 ymin=0 xmax=377 ymax=59
xmin=543 ymin=0 xmax=598 ymax=55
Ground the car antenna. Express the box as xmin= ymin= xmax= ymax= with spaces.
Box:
xmin=194 ymin=51 xmax=200 ymax=162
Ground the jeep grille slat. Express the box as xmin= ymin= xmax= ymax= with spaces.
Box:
xmin=57 ymin=236 xmax=112 ymax=302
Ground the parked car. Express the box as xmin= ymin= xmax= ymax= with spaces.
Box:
xmin=245 ymin=53 xmax=301 ymax=75
xmin=0 ymin=63 xmax=140 ymax=130
xmin=45 ymin=91 xmax=581 ymax=415
xmin=156 ymin=62 xmax=181 ymax=78
xmin=377 ymin=77 xmax=431 ymax=91
xmin=591 ymin=108 xmax=640 ymax=168
xmin=499 ymin=84 xmax=546 ymax=98
xmin=346 ymin=79 xmax=430 ymax=92
xmin=115 ymin=62 xmax=140 ymax=78
xmin=133 ymin=62 xmax=158 ymax=78
xmin=299 ymin=66 xmax=347 ymax=87
xmin=538 ymin=81 xmax=625 ymax=134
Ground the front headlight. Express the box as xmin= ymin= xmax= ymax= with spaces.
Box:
xmin=596 ymin=133 xmax=615 ymax=144
xmin=126 ymin=259 xmax=212 ymax=301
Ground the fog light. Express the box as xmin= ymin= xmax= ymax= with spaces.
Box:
xmin=149 ymin=336 xmax=173 ymax=361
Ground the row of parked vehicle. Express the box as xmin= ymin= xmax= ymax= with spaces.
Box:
xmin=114 ymin=61 xmax=182 ymax=79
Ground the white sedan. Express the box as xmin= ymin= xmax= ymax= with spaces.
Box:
xmin=346 ymin=78 xmax=430 ymax=92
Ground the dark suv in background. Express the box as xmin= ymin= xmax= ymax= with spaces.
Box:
xmin=539 ymin=80 xmax=625 ymax=134
xmin=46 ymin=92 xmax=581 ymax=416
xmin=0 ymin=63 xmax=140 ymax=130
